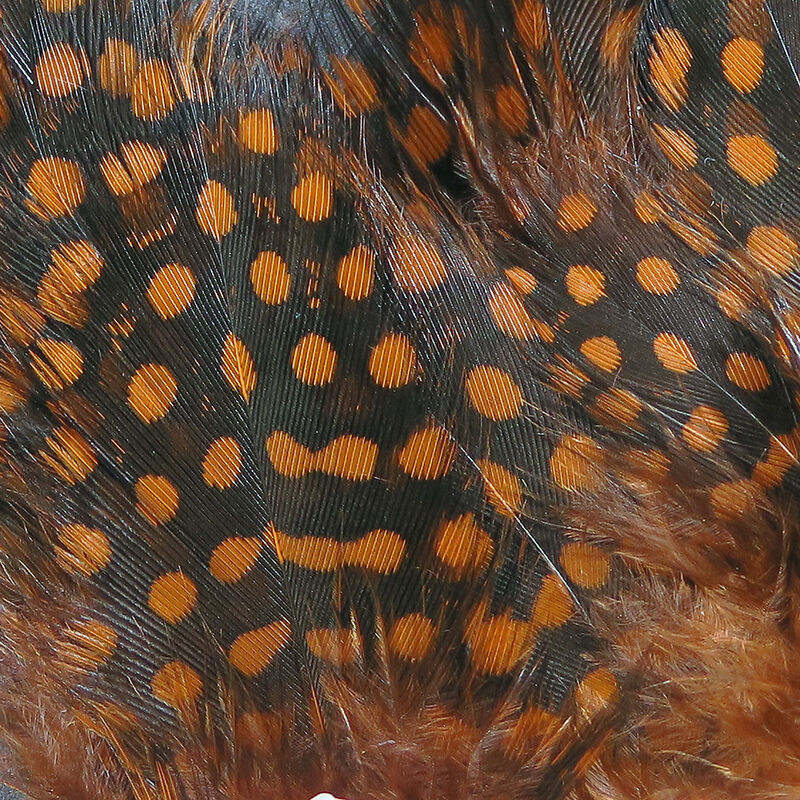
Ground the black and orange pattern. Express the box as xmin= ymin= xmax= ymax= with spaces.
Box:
xmin=1 ymin=0 xmax=800 ymax=797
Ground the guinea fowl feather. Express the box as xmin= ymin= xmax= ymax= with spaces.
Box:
xmin=0 ymin=0 xmax=799 ymax=797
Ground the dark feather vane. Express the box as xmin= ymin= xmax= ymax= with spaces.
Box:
xmin=1 ymin=0 xmax=800 ymax=797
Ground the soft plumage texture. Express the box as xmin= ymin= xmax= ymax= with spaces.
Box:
xmin=0 ymin=0 xmax=799 ymax=797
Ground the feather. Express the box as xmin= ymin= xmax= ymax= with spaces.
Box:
xmin=0 ymin=0 xmax=799 ymax=798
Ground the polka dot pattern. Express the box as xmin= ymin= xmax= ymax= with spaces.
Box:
xmin=390 ymin=236 xmax=448 ymax=293
xmin=27 ymin=158 xmax=86 ymax=218
xmin=35 ymin=43 xmax=87 ymax=98
xmin=202 ymin=437 xmax=242 ymax=489
xmin=566 ymin=265 xmax=606 ymax=306
xmin=368 ymin=332 xmax=418 ymax=388
xmin=57 ymin=523 xmax=111 ymax=576
xmin=465 ymin=365 xmax=524 ymax=420
xmin=127 ymin=364 xmax=178 ymax=422
xmin=5 ymin=1 xmax=800 ymax=788
xmin=147 ymin=264 xmax=196 ymax=319
xmin=251 ymin=251 xmax=292 ymax=305
xmin=131 ymin=60 xmax=175 ymax=120
xmin=238 ymin=108 xmax=279 ymax=154
xmin=148 ymin=571 xmax=197 ymax=624
xmin=291 ymin=333 xmax=338 ymax=386
xmin=291 ymin=173 xmax=333 ymax=221
xmin=135 ymin=474 xmax=180 ymax=525
xmin=152 ymin=661 xmax=202 ymax=709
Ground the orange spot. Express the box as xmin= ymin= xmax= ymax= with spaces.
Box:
xmin=369 ymin=332 xmax=418 ymax=388
xmin=265 ymin=431 xmax=314 ymax=478
xmin=127 ymin=363 xmax=178 ymax=422
xmin=152 ymin=661 xmax=202 ymax=708
xmin=36 ymin=43 xmax=87 ymax=98
xmin=549 ymin=435 xmax=603 ymax=491
xmin=209 ymin=537 xmax=263 ymax=582
xmin=753 ymin=428 xmax=800 ymax=488
xmin=251 ymin=251 xmax=291 ymax=305
xmin=268 ymin=527 xmax=406 ymax=574
xmin=548 ymin=356 xmax=590 ymax=398
xmin=465 ymin=602 xmax=534 ymax=675
xmin=435 ymin=513 xmax=493 ymax=577
xmin=653 ymin=124 xmax=698 ymax=169
xmin=505 ymin=268 xmax=537 ymax=294
xmin=62 ymin=619 xmax=117 ymax=670
xmin=580 ymin=336 xmax=622 ymax=373
xmin=148 ymin=571 xmax=197 ymax=624
xmin=306 ymin=628 xmax=359 ymax=665
xmin=44 ymin=426 xmax=96 ymax=483
xmin=649 ymin=28 xmax=692 ymax=110
xmin=591 ymin=388 xmax=642 ymax=427
xmin=147 ymin=263 xmax=196 ymax=319
xmin=634 ymin=191 xmax=663 ymax=223
xmin=266 ymin=431 xmax=378 ymax=481
xmin=0 ymin=377 xmax=26 ymax=413
xmin=291 ymin=333 xmax=338 ymax=386
xmin=488 ymin=282 xmax=537 ymax=338
xmin=682 ymin=405 xmax=729 ymax=452
xmin=49 ymin=240 xmax=104 ymax=293
xmin=725 ymin=352 xmax=771 ymax=391
xmin=557 ymin=192 xmax=597 ymax=232
xmin=391 ymin=236 xmax=448 ymax=293
xmin=196 ymin=179 xmax=238 ymax=239
xmin=576 ymin=668 xmax=618 ymax=716
xmin=315 ymin=435 xmax=379 ymax=481
xmin=32 ymin=339 xmax=84 ymax=389
xmin=221 ymin=333 xmax=257 ymax=400
xmin=238 ymin=108 xmax=279 ymax=154
xmin=131 ymin=59 xmax=175 ymax=120
xmin=717 ymin=285 xmax=749 ymax=320
xmin=327 ymin=56 xmax=378 ymax=116
xmin=565 ymin=265 xmax=606 ymax=306
xmin=398 ymin=425 xmax=455 ymax=480
xmin=42 ymin=0 xmax=84 ymax=10
xmin=477 ymin=459 xmax=523 ymax=517
xmin=229 ymin=621 xmax=292 ymax=677
xmin=57 ymin=523 xmax=111 ymax=575
xmin=98 ymin=38 xmax=138 ymax=97
xmin=404 ymin=104 xmax=451 ymax=165
xmin=515 ymin=0 xmax=547 ymax=50
xmin=560 ymin=543 xmax=610 ymax=588
xmin=727 ymin=134 xmax=778 ymax=185
xmin=746 ymin=225 xmax=798 ymax=276
xmin=600 ymin=7 xmax=638 ymax=68
xmin=389 ymin=613 xmax=436 ymax=661
xmin=533 ymin=574 xmax=574 ymax=626
xmin=465 ymin=365 xmax=524 ymax=420
xmin=291 ymin=172 xmax=333 ymax=221
xmin=38 ymin=240 xmax=103 ymax=326
xmin=100 ymin=140 xmax=166 ymax=196
xmin=495 ymin=84 xmax=530 ymax=136
xmin=202 ymin=436 xmax=242 ymax=489
xmin=27 ymin=157 xmax=85 ymax=219
xmin=721 ymin=37 xmax=764 ymax=93
xmin=409 ymin=15 xmax=453 ymax=86
xmin=505 ymin=706 xmax=559 ymax=757
xmin=635 ymin=256 xmax=680 ymax=294
xmin=653 ymin=332 xmax=698 ymax=372
xmin=710 ymin=478 xmax=759 ymax=519
xmin=135 ymin=474 xmax=180 ymax=525
xmin=337 ymin=244 xmax=375 ymax=301
xmin=0 ymin=291 xmax=45 ymax=345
